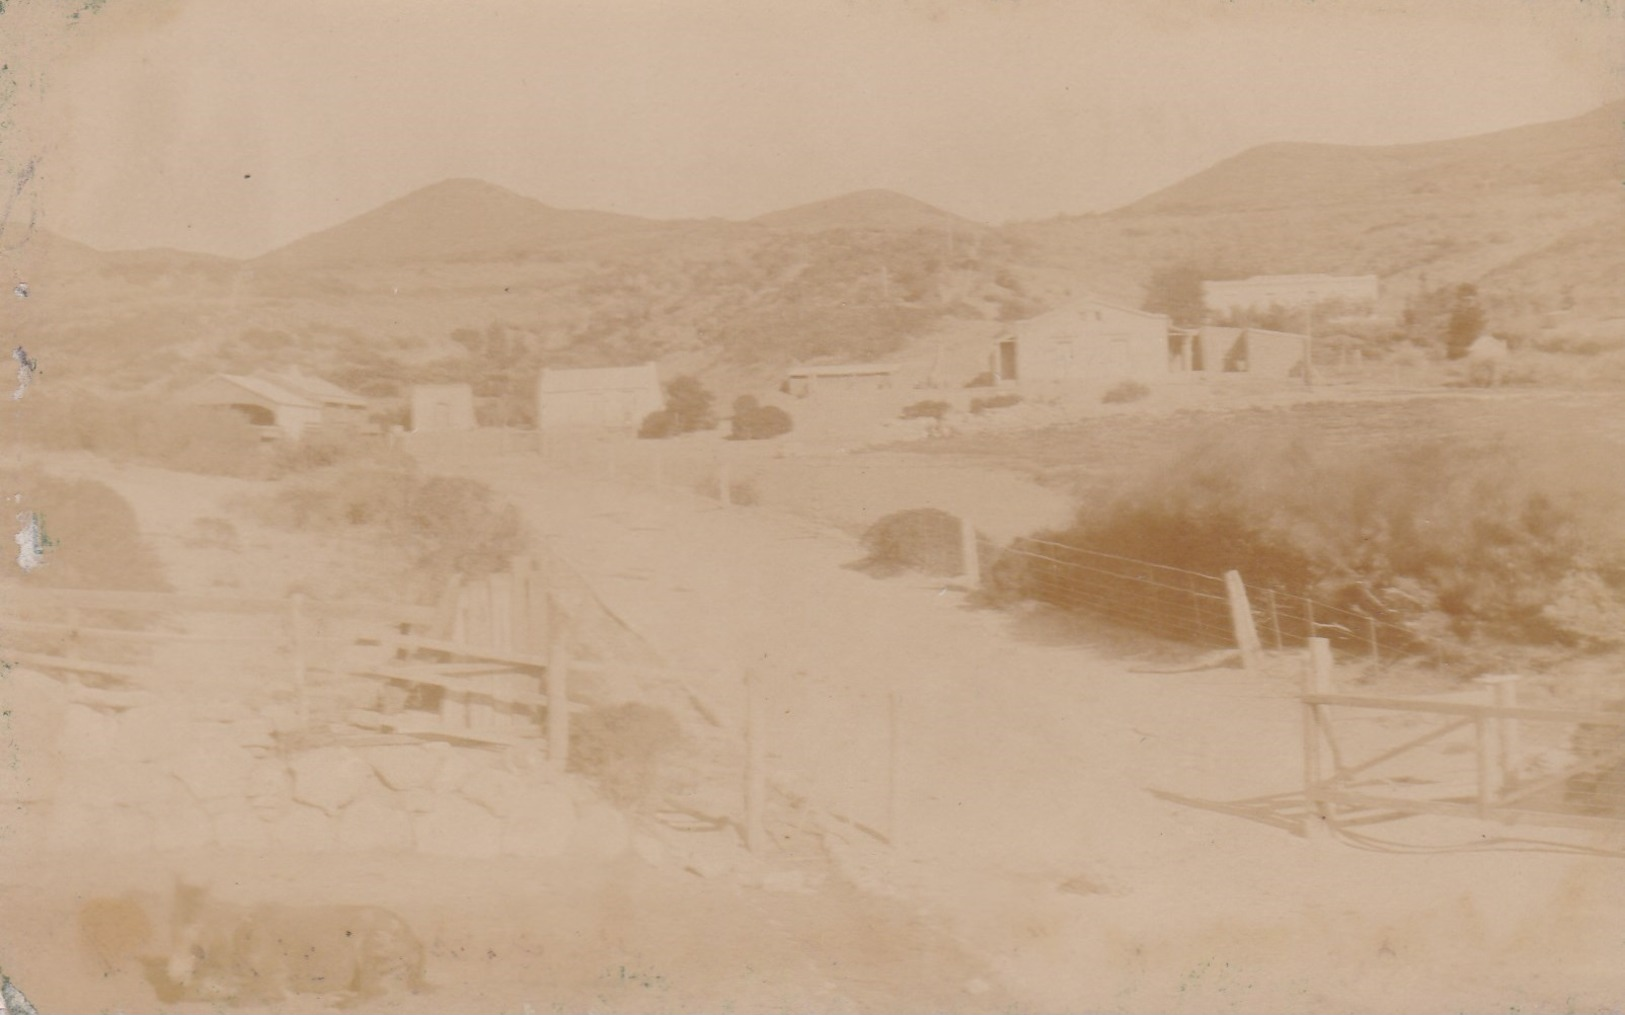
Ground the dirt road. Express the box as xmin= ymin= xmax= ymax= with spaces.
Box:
xmin=454 ymin=452 xmax=1625 ymax=1013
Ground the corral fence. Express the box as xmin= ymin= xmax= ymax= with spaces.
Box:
xmin=992 ymin=537 xmax=1428 ymax=670
xmin=1299 ymin=640 xmax=1625 ymax=838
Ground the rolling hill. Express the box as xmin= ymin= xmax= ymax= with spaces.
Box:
xmin=1013 ymin=100 xmax=1625 ymax=325
xmin=26 ymin=100 xmax=1625 ymax=410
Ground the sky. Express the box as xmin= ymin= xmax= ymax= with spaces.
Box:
xmin=15 ymin=0 xmax=1625 ymax=257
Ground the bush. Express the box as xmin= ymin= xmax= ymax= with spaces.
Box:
xmin=858 ymin=508 xmax=967 ymax=577
xmin=964 ymin=371 xmax=995 ymax=388
xmin=257 ymin=467 xmax=527 ymax=596
xmin=0 ymin=467 xmax=168 ymax=591
xmin=1008 ymin=430 xmax=1625 ymax=649
xmin=729 ymin=404 xmax=793 ymax=441
xmin=568 ymin=702 xmax=683 ymax=807
xmin=1102 ymin=380 xmax=1151 ymax=404
xmin=0 ymin=393 xmax=268 ymax=477
xmin=970 ymin=393 xmax=1022 ymax=415
xmin=900 ymin=399 xmax=951 ymax=421
xmin=664 ymin=375 xmax=716 ymax=433
xmin=638 ymin=409 xmax=681 ymax=440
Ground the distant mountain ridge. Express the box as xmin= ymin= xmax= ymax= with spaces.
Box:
xmin=751 ymin=188 xmax=983 ymax=233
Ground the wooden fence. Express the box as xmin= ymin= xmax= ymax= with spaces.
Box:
xmin=1300 ymin=638 xmax=1625 ymax=837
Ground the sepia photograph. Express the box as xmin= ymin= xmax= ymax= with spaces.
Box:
xmin=0 ymin=0 xmax=1623 ymax=1010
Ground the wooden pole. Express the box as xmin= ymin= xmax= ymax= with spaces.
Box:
xmin=1475 ymin=713 xmax=1495 ymax=817
xmin=744 ymin=667 xmax=768 ymax=854
xmin=1224 ymin=571 xmax=1262 ymax=672
xmin=887 ymin=691 xmax=901 ymax=848
xmin=1302 ymin=637 xmax=1335 ymax=836
xmin=1304 ymin=596 xmax=1316 ymax=643
xmin=289 ymin=593 xmax=310 ymax=728
xmin=1477 ymin=674 xmax=1522 ymax=790
xmin=1366 ymin=615 xmax=1380 ymax=668
xmin=958 ymin=517 xmax=981 ymax=587
xmin=545 ymin=594 xmax=571 ymax=773
xmin=1266 ymin=588 xmax=1283 ymax=650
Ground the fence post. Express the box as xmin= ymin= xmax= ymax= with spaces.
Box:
xmin=545 ymin=594 xmax=571 ymax=773
xmin=1365 ymin=614 xmax=1380 ymax=668
xmin=1302 ymin=637 xmax=1334 ymax=837
xmin=1475 ymin=713 xmax=1494 ymax=817
xmin=743 ymin=667 xmax=768 ymax=854
xmin=887 ymin=690 xmax=901 ymax=848
xmin=958 ymin=517 xmax=981 ymax=587
xmin=1477 ymin=673 xmax=1522 ymax=791
xmin=288 ymin=593 xmax=310 ymax=728
xmin=1266 ymin=588 xmax=1283 ymax=650
xmin=1224 ymin=571 xmax=1262 ymax=672
xmin=1304 ymin=596 xmax=1316 ymax=643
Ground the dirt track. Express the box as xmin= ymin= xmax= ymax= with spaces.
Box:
xmin=448 ymin=450 xmax=1625 ymax=1013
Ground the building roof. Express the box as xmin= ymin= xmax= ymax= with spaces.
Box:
xmin=538 ymin=363 xmax=660 ymax=394
xmin=267 ymin=370 xmax=370 ymax=408
xmin=786 ymin=363 xmax=901 ymax=378
xmin=1204 ymin=273 xmax=1379 ymax=288
xmin=212 ymin=374 xmax=322 ymax=409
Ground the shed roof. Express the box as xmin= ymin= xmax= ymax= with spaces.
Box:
xmin=785 ymin=363 xmax=901 ymax=378
xmin=213 ymin=374 xmax=322 ymax=409
xmin=538 ymin=363 xmax=660 ymax=394
xmin=267 ymin=370 xmax=369 ymax=407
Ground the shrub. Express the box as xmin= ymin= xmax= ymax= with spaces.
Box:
xmin=900 ymin=399 xmax=951 ymax=421
xmin=638 ymin=409 xmax=681 ymax=440
xmin=664 ymin=375 xmax=716 ymax=433
xmin=858 ymin=508 xmax=966 ymax=577
xmin=0 ymin=393 xmax=267 ymax=477
xmin=729 ymin=404 xmax=793 ymax=441
xmin=1008 ymin=430 xmax=1625 ymax=649
xmin=1102 ymin=380 xmax=1151 ymax=404
xmin=568 ymin=702 xmax=683 ymax=807
xmin=964 ymin=371 xmax=995 ymax=388
xmin=0 ymin=467 xmax=167 ymax=591
xmin=256 ymin=467 xmax=527 ymax=596
xmin=970 ymin=393 xmax=1022 ymax=414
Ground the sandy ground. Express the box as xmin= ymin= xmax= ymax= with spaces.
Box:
xmin=435 ymin=447 xmax=1625 ymax=1014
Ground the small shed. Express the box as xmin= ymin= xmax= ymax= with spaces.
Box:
xmin=783 ymin=363 xmax=901 ymax=398
xmin=181 ymin=371 xmax=370 ymax=440
xmin=994 ymin=298 xmax=1172 ymax=385
xmin=1174 ymin=326 xmax=1306 ymax=377
xmin=410 ymin=383 xmax=477 ymax=432
xmin=536 ymin=362 xmax=663 ymax=431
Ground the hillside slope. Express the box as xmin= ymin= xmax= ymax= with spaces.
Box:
xmin=1014 ymin=101 xmax=1625 ymax=323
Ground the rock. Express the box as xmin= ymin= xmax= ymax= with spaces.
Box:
xmin=212 ymin=803 xmax=272 ymax=851
xmin=150 ymin=796 xmax=218 ymax=852
xmin=272 ymin=803 xmax=336 ymax=852
xmin=114 ymin=706 xmax=187 ymax=763
xmin=361 ymin=744 xmax=443 ymax=792
xmin=570 ymin=802 xmax=630 ymax=860
xmin=290 ymin=748 xmax=377 ymax=815
xmin=170 ymin=731 xmax=256 ymax=802
xmin=336 ymin=796 xmax=415 ymax=853
xmin=500 ymin=784 xmax=576 ymax=859
xmin=461 ymin=767 xmax=523 ymax=817
xmin=429 ymin=747 xmax=490 ymax=795
xmin=415 ymin=797 xmax=503 ymax=859
xmin=58 ymin=704 xmax=118 ymax=762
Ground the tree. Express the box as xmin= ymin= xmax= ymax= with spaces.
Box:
xmin=1445 ymin=284 xmax=1485 ymax=360
xmin=730 ymin=404 xmax=792 ymax=441
xmin=664 ymin=375 xmax=716 ymax=433
xmin=1142 ymin=263 xmax=1208 ymax=326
